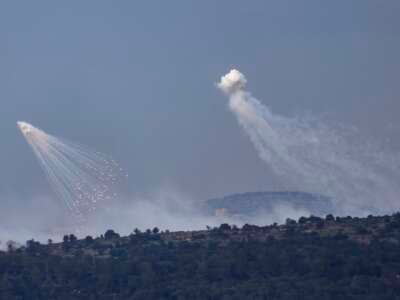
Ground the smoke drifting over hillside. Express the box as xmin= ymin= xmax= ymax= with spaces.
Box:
xmin=218 ymin=69 xmax=400 ymax=216
xmin=0 ymin=187 xmax=313 ymax=247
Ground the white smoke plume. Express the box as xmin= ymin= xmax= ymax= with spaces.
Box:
xmin=0 ymin=186 xmax=307 ymax=247
xmin=217 ymin=69 xmax=247 ymax=94
xmin=16 ymin=121 xmax=126 ymax=226
xmin=218 ymin=69 xmax=400 ymax=216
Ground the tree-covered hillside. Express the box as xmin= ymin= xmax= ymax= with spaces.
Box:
xmin=2 ymin=213 xmax=400 ymax=299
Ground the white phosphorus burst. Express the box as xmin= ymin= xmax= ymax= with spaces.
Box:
xmin=218 ymin=70 xmax=400 ymax=216
xmin=17 ymin=121 xmax=126 ymax=224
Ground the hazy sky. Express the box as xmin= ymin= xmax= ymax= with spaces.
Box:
xmin=1 ymin=1 xmax=400 ymax=202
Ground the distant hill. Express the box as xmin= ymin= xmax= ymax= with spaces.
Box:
xmin=204 ymin=191 xmax=334 ymax=219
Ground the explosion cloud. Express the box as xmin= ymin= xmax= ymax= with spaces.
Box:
xmin=217 ymin=69 xmax=247 ymax=94
xmin=218 ymin=69 xmax=400 ymax=216
xmin=17 ymin=121 xmax=125 ymax=228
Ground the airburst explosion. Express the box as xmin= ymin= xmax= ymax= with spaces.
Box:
xmin=17 ymin=121 xmax=125 ymax=225
xmin=217 ymin=69 xmax=400 ymax=216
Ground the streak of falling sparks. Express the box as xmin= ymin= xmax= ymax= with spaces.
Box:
xmin=17 ymin=121 xmax=127 ymax=228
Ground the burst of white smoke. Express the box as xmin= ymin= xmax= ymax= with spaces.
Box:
xmin=217 ymin=69 xmax=400 ymax=216
xmin=217 ymin=69 xmax=247 ymax=94
xmin=217 ymin=70 xmax=264 ymax=126
xmin=17 ymin=121 xmax=126 ymax=229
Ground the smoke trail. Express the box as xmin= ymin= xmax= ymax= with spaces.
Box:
xmin=218 ymin=69 xmax=400 ymax=216
xmin=17 ymin=122 xmax=126 ymax=227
